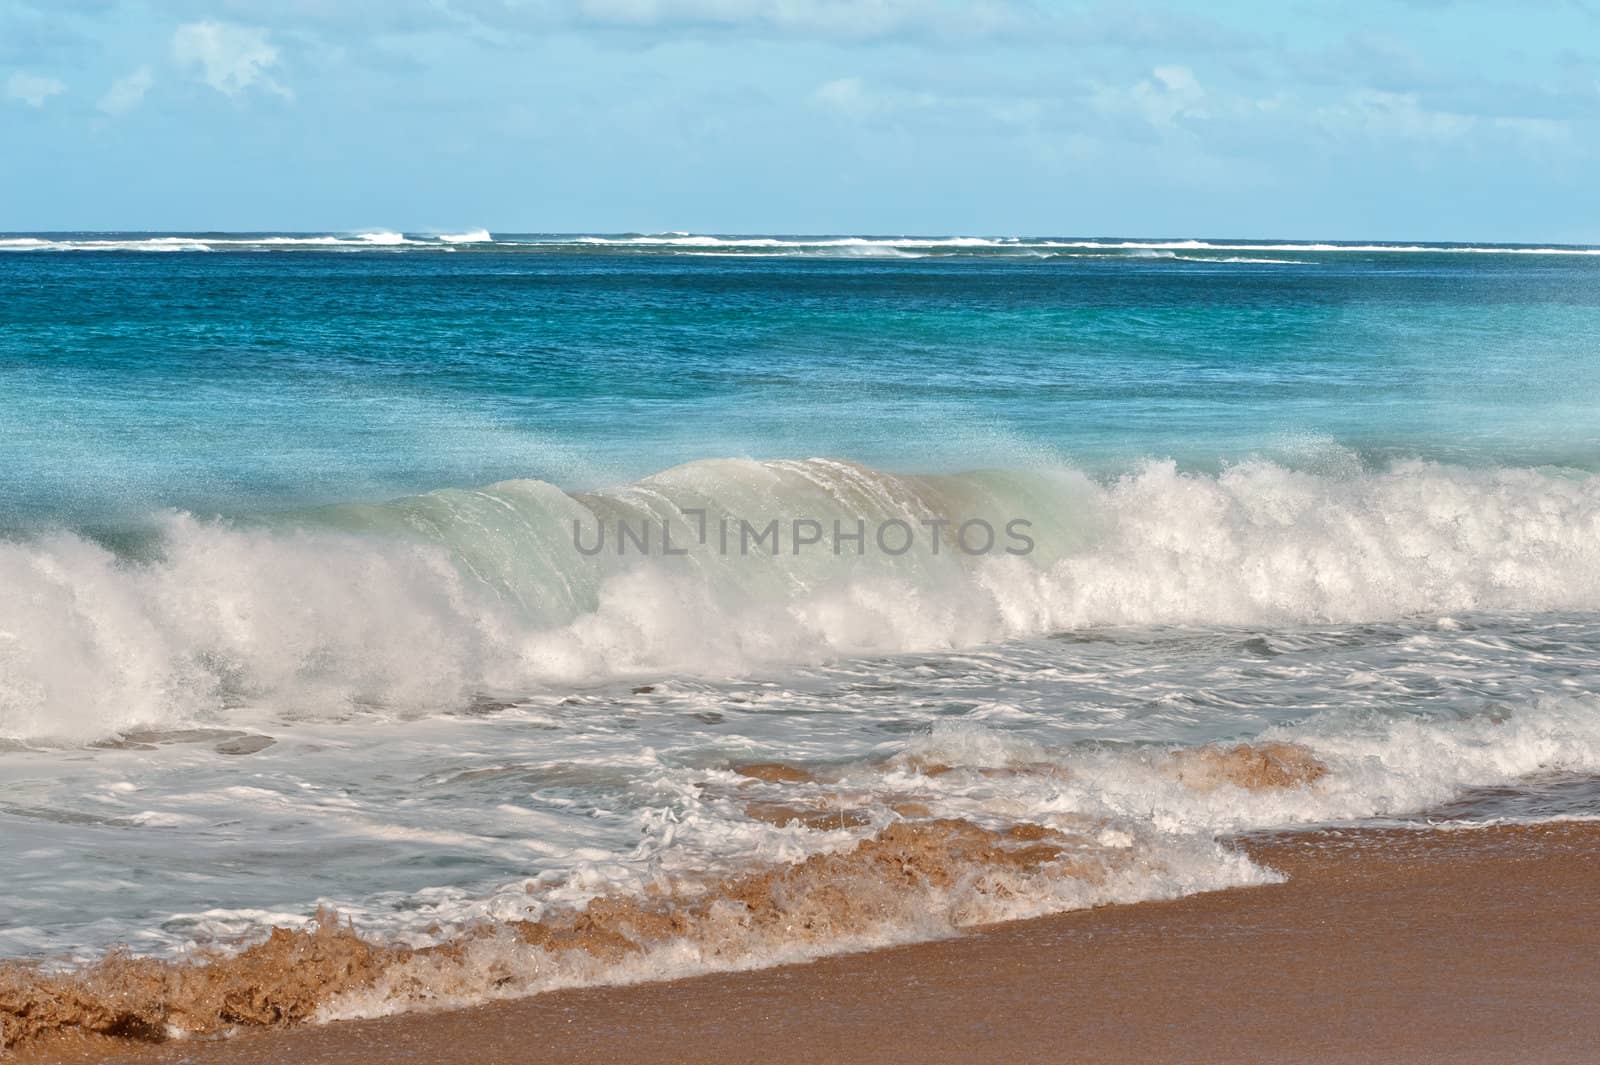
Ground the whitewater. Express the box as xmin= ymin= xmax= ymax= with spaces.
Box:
xmin=5 ymin=231 xmax=1600 ymax=257
xmin=5 ymin=456 xmax=1600 ymax=743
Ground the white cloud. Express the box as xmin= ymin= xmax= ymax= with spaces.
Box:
xmin=1319 ymin=90 xmax=1474 ymax=142
xmin=97 ymin=66 xmax=153 ymax=115
xmin=573 ymin=0 xmax=1034 ymax=41
xmin=6 ymin=71 xmax=65 ymax=107
xmin=1093 ymin=65 xmax=1207 ymax=129
xmin=811 ymin=74 xmax=1047 ymax=134
xmin=172 ymin=21 xmax=290 ymax=98
xmin=1314 ymin=91 xmax=1573 ymax=148
xmin=814 ymin=75 xmax=869 ymax=116
xmin=1492 ymin=116 xmax=1569 ymax=144
xmin=813 ymin=75 xmax=938 ymax=121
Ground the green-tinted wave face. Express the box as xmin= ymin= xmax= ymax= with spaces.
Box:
xmin=8 ymin=454 xmax=1600 ymax=743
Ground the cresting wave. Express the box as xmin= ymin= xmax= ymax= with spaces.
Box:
xmin=5 ymin=456 xmax=1600 ymax=743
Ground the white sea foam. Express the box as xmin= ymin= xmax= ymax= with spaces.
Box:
xmin=467 ymin=234 xmax=1600 ymax=255
xmin=4 ymin=233 xmax=1595 ymax=255
xmin=1173 ymin=254 xmax=1308 ymax=264
xmin=1039 ymin=239 xmax=1600 ymax=255
xmin=568 ymin=235 xmax=1008 ymax=248
xmin=314 ymin=820 xmax=1268 ymax=1024
xmin=5 ymin=688 xmax=1592 ymax=1018
xmin=955 ymin=697 xmax=1600 ymax=836
xmin=3 ymin=573 xmax=1597 ymax=1036
xmin=0 ymin=237 xmax=214 ymax=252
xmin=4 ymin=457 xmax=1600 ymax=744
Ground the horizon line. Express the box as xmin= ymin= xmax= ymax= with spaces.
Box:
xmin=4 ymin=229 xmax=1600 ymax=248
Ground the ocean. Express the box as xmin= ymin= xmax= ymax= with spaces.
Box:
xmin=2 ymin=232 xmax=1600 ymax=1032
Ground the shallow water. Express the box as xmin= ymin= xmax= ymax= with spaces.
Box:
xmin=3 ymin=609 xmax=1598 ymax=967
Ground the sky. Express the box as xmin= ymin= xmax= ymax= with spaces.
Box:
xmin=2 ymin=0 xmax=1599 ymax=241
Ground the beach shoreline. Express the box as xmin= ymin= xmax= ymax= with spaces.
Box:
xmin=20 ymin=820 xmax=1599 ymax=1064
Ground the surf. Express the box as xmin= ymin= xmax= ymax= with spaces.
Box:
xmin=6 ymin=455 xmax=1600 ymax=744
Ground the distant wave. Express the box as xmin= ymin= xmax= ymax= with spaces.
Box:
xmin=0 ymin=232 xmax=420 ymax=252
xmin=568 ymin=235 xmax=1006 ymax=248
xmin=1174 ymin=254 xmax=1309 ymax=264
xmin=1034 ymin=239 xmax=1600 ymax=255
xmin=3 ymin=232 xmax=1596 ymax=256
xmin=521 ymin=234 xmax=1600 ymax=256
xmin=0 ymin=236 xmax=214 ymax=253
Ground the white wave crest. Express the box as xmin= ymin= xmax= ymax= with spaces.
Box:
xmin=5 ymin=457 xmax=1600 ymax=742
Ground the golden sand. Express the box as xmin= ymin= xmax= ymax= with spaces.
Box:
xmin=1162 ymin=740 xmax=1329 ymax=790
xmin=0 ymin=916 xmax=387 ymax=1048
xmin=22 ymin=820 xmax=1595 ymax=1065
xmin=18 ymin=818 xmax=1593 ymax=1061
xmin=730 ymin=762 xmax=818 ymax=784
xmin=1 ymin=818 xmax=1093 ymax=1054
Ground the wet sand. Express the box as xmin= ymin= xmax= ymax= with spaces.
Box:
xmin=23 ymin=822 xmax=1600 ymax=1065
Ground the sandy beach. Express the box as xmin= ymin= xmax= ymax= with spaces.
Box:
xmin=18 ymin=821 xmax=1598 ymax=1065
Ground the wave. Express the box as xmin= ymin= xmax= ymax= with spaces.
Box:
xmin=1032 ymin=239 xmax=1600 ymax=255
xmin=0 ymin=236 xmax=214 ymax=253
xmin=567 ymin=235 xmax=1009 ymax=249
xmin=0 ymin=232 xmax=420 ymax=253
xmin=538 ymin=235 xmax=1600 ymax=257
xmin=1174 ymin=254 xmax=1308 ymax=264
xmin=4 ymin=456 xmax=1600 ymax=743
xmin=4 ymin=233 xmax=1596 ymax=256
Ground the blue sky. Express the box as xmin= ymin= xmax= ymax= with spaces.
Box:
xmin=3 ymin=1 xmax=1599 ymax=240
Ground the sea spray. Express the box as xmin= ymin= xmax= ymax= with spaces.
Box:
xmin=6 ymin=457 xmax=1600 ymax=742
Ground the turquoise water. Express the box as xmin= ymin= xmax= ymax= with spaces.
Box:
xmin=4 ymin=234 xmax=1598 ymax=523
xmin=2 ymin=234 xmax=1600 ymax=1018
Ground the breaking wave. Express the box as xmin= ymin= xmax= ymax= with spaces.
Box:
xmin=5 ymin=455 xmax=1600 ymax=743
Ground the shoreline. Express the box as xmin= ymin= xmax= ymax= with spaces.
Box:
xmin=20 ymin=820 xmax=1600 ymax=1064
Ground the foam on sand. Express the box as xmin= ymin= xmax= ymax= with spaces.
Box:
xmin=0 ymin=816 xmax=1266 ymax=1049
xmin=5 ymin=697 xmax=1599 ymax=1051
